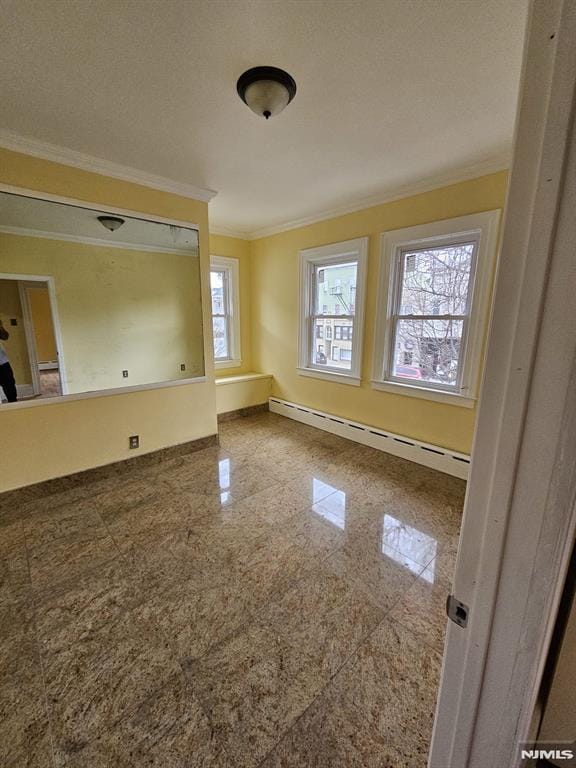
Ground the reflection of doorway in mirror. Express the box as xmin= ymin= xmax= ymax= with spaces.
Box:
xmin=0 ymin=275 xmax=65 ymax=402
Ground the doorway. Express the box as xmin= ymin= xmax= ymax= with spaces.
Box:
xmin=0 ymin=274 xmax=65 ymax=402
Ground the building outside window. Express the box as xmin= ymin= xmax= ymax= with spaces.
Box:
xmin=298 ymin=237 xmax=368 ymax=386
xmin=210 ymin=255 xmax=241 ymax=369
xmin=372 ymin=211 xmax=500 ymax=405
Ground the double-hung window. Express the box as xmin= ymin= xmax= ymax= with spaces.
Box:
xmin=210 ymin=255 xmax=241 ymax=369
xmin=298 ymin=237 xmax=368 ymax=385
xmin=372 ymin=211 xmax=500 ymax=406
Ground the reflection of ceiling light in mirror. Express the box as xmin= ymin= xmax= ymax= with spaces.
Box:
xmin=97 ymin=215 xmax=125 ymax=232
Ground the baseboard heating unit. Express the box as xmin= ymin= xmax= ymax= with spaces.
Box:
xmin=269 ymin=397 xmax=470 ymax=480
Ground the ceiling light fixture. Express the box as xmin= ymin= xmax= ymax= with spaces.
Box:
xmin=97 ymin=215 xmax=125 ymax=232
xmin=237 ymin=66 xmax=297 ymax=120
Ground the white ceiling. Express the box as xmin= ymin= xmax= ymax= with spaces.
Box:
xmin=0 ymin=0 xmax=528 ymax=238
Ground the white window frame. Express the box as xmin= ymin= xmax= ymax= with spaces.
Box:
xmin=210 ymin=255 xmax=241 ymax=369
xmin=298 ymin=237 xmax=368 ymax=386
xmin=372 ymin=211 xmax=500 ymax=407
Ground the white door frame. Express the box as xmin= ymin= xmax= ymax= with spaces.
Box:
xmin=17 ymin=282 xmax=42 ymax=396
xmin=430 ymin=1 xmax=576 ymax=766
xmin=0 ymin=273 xmax=68 ymax=396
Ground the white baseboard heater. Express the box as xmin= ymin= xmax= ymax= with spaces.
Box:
xmin=269 ymin=397 xmax=470 ymax=480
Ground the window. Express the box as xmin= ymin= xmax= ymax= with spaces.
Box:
xmin=335 ymin=325 xmax=353 ymax=341
xmin=210 ymin=255 xmax=241 ymax=369
xmin=372 ymin=211 xmax=500 ymax=406
xmin=298 ymin=237 xmax=368 ymax=385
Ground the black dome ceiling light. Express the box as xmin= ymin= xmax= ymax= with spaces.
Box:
xmin=97 ymin=215 xmax=125 ymax=232
xmin=237 ymin=66 xmax=297 ymax=120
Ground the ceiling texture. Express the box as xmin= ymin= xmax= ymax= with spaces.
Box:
xmin=0 ymin=0 xmax=528 ymax=238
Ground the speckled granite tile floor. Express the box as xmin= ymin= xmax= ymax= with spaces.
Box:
xmin=0 ymin=411 xmax=465 ymax=768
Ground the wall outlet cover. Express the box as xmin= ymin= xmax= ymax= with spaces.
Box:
xmin=129 ymin=435 xmax=139 ymax=449
xmin=122 ymin=370 xmax=129 ymax=378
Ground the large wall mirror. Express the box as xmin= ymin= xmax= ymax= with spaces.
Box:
xmin=0 ymin=191 xmax=204 ymax=404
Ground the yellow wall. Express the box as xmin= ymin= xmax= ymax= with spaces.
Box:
xmin=0 ymin=233 xmax=204 ymax=393
xmin=0 ymin=147 xmax=216 ymax=493
xmin=0 ymin=279 xmax=32 ymax=385
xmin=209 ymin=233 xmax=252 ymax=375
xmin=215 ymin=374 xmax=272 ymax=415
xmin=27 ymin=285 xmax=57 ymax=362
xmin=250 ymin=171 xmax=509 ymax=454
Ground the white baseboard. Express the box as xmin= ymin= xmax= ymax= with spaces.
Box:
xmin=269 ymin=397 xmax=470 ymax=480
xmin=38 ymin=361 xmax=59 ymax=371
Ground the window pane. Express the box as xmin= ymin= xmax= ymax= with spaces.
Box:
xmin=313 ymin=318 xmax=353 ymax=370
xmin=399 ymin=243 xmax=474 ymax=316
xmin=213 ymin=316 xmax=229 ymax=359
xmin=314 ymin=261 xmax=357 ymax=315
xmin=210 ymin=270 xmax=226 ymax=315
xmin=393 ymin=318 xmax=463 ymax=386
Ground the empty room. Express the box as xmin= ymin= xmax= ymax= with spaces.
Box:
xmin=1 ymin=1 xmax=575 ymax=767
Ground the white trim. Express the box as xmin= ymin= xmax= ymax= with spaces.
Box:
xmin=209 ymin=224 xmax=249 ymax=240
xmin=297 ymin=367 xmax=361 ymax=387
xmin=38 ymin=361 xmax=58 ymax=371
xmin=215 ymin=372 xmax=272 ymax=386
xmin=298 ymin=237 xmax=368 ymax=385
xmin=246 ymin=156 xmax=509 ymax=240
xmin=0 ymin=184 xmax=200 ymax=234
xmin=372 ymin=210 xmax=500 ymax=403
xmin=269 ymin=397 xmax=470 ymax=479
xmin=0 ymin=128 xmax=217 ymax=202
xmin=0 ymin=225 xmax=199 ymax=256
xmin=214 ymin=358 xmax=242 ymax=370
xmin=18 ymin=282 xmax=42 ymax=396
xmin=0 ymin=375 xmax=209 ymax=411
xmin=430 ymin=1 xmax=576 ymax=765
xmin=370 ymin=378 xmax=475 ymax=408
xmin=210 ymin=255 xmax=242 ymax=368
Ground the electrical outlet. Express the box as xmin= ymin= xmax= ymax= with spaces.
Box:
xmin=122 ymin=370 xmax=129 ymax=378
xmin=180 ymin=363 xmax=186 ymax=371
xmin=10 ymin=318 xmax=17 ymax=326
xmin=129 ymin=435 xmax=139 ymax=449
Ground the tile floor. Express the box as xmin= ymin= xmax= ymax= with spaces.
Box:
xmin=0 ymin=411 xmax=465 ymax=768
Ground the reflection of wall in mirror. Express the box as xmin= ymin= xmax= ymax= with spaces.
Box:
xmin=0 ymin=279 xmax=32 ymax=385
xmin=28 ymin=285 xmax=58 ymax=362
xmin=0 ymin=233 xmax=204 ymax=394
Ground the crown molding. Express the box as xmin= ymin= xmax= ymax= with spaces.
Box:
xmin=0 ymin=128 xmax=218 ymax=203
xmin=243 ymin=155 xmax=511 ymax=240
xmin=208 ymin=223 xmax=250 ymax=240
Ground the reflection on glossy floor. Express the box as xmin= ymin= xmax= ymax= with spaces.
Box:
xmin=0 ymin=411 xmax=465 ymax=768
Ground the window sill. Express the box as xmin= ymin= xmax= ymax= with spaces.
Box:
xmin=371 ymin=379 xmax=476 ymax=408
xmin=214 ymin=358 xmax=242 ymax=370
xmin=215 ymin=372 xmax=272 ymax=385
xmin=297 ymin=367 xmax=361 ymax=387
